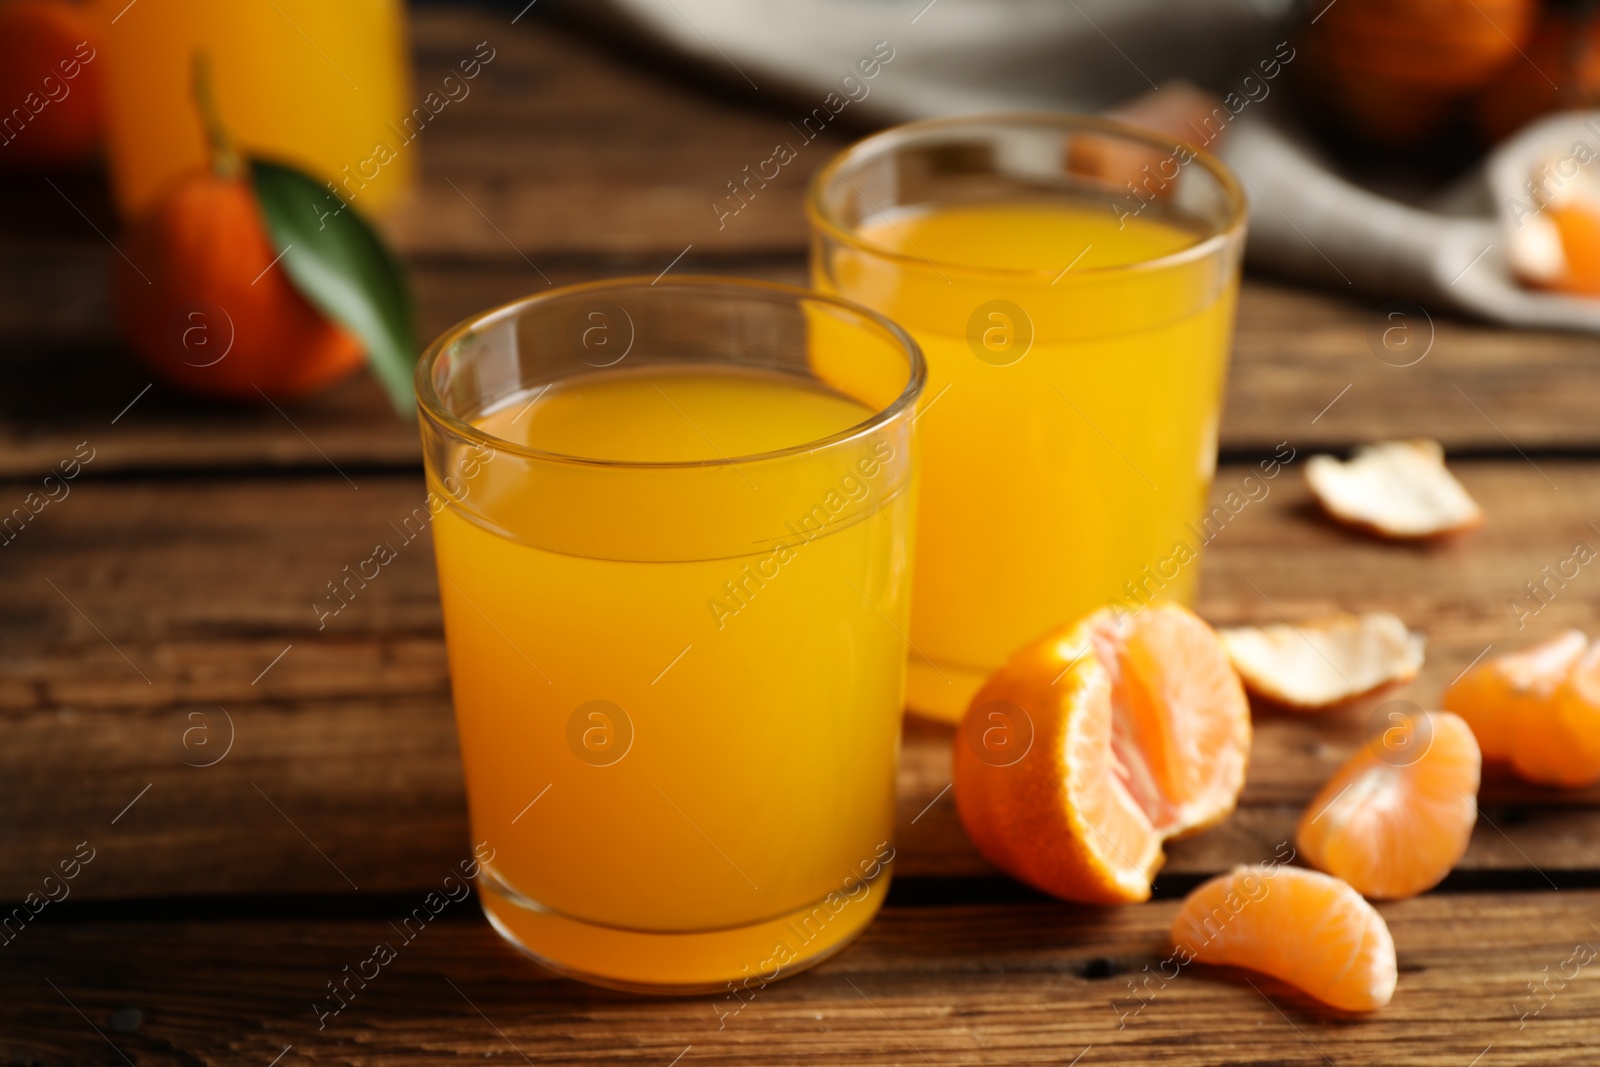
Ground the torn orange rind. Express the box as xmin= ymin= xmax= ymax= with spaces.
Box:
xmin=1219 ymin=612 xmax=1425 ymax=710
xmin=1305 ymin=439 xmax=1482 ymax=539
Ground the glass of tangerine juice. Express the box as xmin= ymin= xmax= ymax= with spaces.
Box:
xmin=417 ymin=277 xmax=924 ymax=992
xmin=90 ymin=0 xmax=414 ymax=218
xmin=809 ymin=114 xmax=1247 ymax=721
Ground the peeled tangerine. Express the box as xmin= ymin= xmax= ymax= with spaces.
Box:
xmin=1173 ymin=865 xmax=1396 ymax=1012
xmin=1305 ymin=439 xmax=1482 ymax=539
xmin=1219 ymin=612 xmax=1425 ymax=710
xmin=1443 ymin=631 xmax=1600 ymax=786
xmin=1297 ymin=710 xmax=1480 ymax=899
xmin=952 ymin=602 xmax=1251 ymax=905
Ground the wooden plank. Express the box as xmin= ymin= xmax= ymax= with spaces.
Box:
xmin=4 ymin=459 xmax=1600 ymax=900
xmin=5 ymin=891 xmax=1598 ymax=1064
xmin=7 ymin=256 xmax=1600 ymax=472
xmin=7 ymin=460 xmax=1592 ymax=705
xmin=1225 ymin=281 xmax=1600 ymax=453
xmin=0 ymin=253 xmax=813 ymax=479
xmin=387 ymin=12 xmax=847 ymax=259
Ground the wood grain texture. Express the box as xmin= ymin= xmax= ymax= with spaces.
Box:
xmin=3 ymin=459 xmax=1597 ymax=900
xmin=3 ymin=5 xmax=1597 ymax=1059
xmin=11 ymin=267 xmax=1600 ymax=478
xmin=5 ymin=891 xmax=1598 ymax=1065
xmin=386 ymin=14 xmax=844 ymax=259
xmin=0 ymin=254 xmax=808 ymax=480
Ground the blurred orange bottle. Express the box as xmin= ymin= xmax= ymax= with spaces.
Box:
xmin=88 ymin=0 xmax=413 ymax=217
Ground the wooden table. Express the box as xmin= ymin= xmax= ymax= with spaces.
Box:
xmin=5 ymin=7 xmax=1600 ymax=1064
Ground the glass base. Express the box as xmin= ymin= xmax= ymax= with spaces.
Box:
xmin=905 ymin=656 xmax=988 ymax=723
xmin=479 ymin=867 xmax=891 ymax=994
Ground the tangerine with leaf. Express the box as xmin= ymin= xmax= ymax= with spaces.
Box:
xmin=113 ymin=54 xmax=413 ymax=406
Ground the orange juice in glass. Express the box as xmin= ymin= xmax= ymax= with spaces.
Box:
xmin=89 ymin=0 xmax=413 ymax=217
xmin=417 ymin=278 xmax=922 ymax=992
xmin=810 ymin=115 xmax=1247 ymax=721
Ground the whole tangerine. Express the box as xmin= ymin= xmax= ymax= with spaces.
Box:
xmin=0 ymin=0 xmax=103 ymax=168
xmin=111 ymin=57 xmax=363 ymax=401
xmin=1476 ymin=12 xmax=1600 ymax=144
xmin=1299 ymin=0 xmax=1536 ymax=144
xmin=113 ymin=172 xmax=364 ymax=400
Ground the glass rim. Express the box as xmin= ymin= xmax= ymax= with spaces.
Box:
xmin=415 ymin=274 xmax=927 ymax=470
xmin=805 ymin=111 xmax=1248 ymax=282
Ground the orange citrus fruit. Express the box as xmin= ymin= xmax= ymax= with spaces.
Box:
xmin=1550 ymin=202 xmax=1600 ymax=297
xmin=114 ymin=169 xmax=365 ymax=401
xmin=1172 ymin=864 xmax=1397 ymax=1011
xmin=1475 ymin=10 xmax=1600 ymax=145
xmin=111 ymin=55 xmax=364 ymax=402
xmin=1441 ymin=631 xmax=1600 ymax=785
xmin=1525 ymin=640 xmax=1600 ymax=786
xmin=0 ymin=0 xmax=104 ymax=169
xmin=1296 ymin=710 xmax=1480 ymax=899
xmin=952 ymin=602 xmax=1250 ymax=904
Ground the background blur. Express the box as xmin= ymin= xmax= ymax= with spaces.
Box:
xmin=6 ymin=0 xmax=1599 ymax=436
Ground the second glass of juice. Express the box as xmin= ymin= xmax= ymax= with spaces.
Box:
xmin=90 ymin=0 xmax=413 ymax=218
xmin=417 ymin=278 xmax=923 ymax=993
xmin=809 ymin=114 xmax=1247 ymax=721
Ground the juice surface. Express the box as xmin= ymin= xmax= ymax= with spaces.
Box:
xmin=431 ymin=365 xmax=913 ymax=987
xmin=821 ymin=200 xmax=1236 ymax=718
xmin=866 ymin=202 xmax=1201 ymax=272
xmin=489 ymin=367 xmax=871 ymax=461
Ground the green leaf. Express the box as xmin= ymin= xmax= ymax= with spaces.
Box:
xmin=250 ymin=158 xmax=417 ymax=415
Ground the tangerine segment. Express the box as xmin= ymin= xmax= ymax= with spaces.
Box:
xmin=1101 ymin=605 xmax=1252 ymax=833
xmin=1296 ymin=711 xmax=1480 ymax=900
xmin=1441 ymin=631 xmax=1590 ymax=782
xmin=1173 ymin=865 xmax=1396 ymax=1012
xmin=1551 ymin=201 xmax=1600 ymax=297
xmin=952 ymin=603 xmax=1250 ymax=905
xmin=1519 ymin=641 xmax=1600 ymax=787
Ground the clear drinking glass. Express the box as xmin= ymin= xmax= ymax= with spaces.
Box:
xmin=91 ymin=0 xmax=413 ymax=218
xmin=809 ymin=114 xmax=1247 ymax=721
xmin=416 ymin=277 xmax=923 ymax=993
